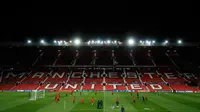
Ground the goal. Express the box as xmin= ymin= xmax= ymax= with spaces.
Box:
xmin=29 ymin=90 xmax=45 ymax=100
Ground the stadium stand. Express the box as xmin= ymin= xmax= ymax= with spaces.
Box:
xmin=0 ymin=46 xmax=199 ymax=92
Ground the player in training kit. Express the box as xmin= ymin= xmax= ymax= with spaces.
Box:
xmin=95 ymin=91 xmax=97 ymax=95
xmin=66 ymin=91 xmax=69 ymax=96
xmin=142 ymin=96 xmax=145 ymax=103
xmin=144 ymin=95 xmax=147 ymax=100
xmin=81 ymin=97 xmax=84 ymax=104
xmin=91 ymin=97 xmax=95 ymax=105
xmin=71 ymin=91 xmax=73 ymax=95
xmin=80 ymin=91 xmax=82 ymax=96
xmin=112 ymin=91 xmax=114 ymax=95
xmin=130 ymin=92 xmax=132 ymax=96
xmin=55 ymin=97 xmax=59 ymax=103
xmin=55 ymin=94 xmax=60 ymax=103
xmin=133 ymin=96 xmax=136 ymax=103
xmin=73 ymin=96 xmax=76 ymax=103
xmin=116 ymin=97 xmax=119 ymax=107
xmin=137 ymin=91 xmax=139 ymax=98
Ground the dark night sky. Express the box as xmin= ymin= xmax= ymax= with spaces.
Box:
xmin=0 ymin=1 xmax=197 ymax=43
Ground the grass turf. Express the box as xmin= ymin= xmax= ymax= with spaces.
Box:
xmin=0 ymin=92 xmax=200 ymax=112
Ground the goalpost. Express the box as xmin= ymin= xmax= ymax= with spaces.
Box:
xmin=29 ymin=90 xmax=45 ymax=100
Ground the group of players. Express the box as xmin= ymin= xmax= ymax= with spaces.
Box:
xmin=54 ymin=90 xmax=148 ymax=112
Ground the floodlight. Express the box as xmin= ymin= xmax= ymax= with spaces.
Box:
xmin=58 ymin=41 xmax=61 ymax=45
xmin=40 ymin=40 xmax=45 ymax=44
xmin=165 ymin=40 xmax=168 ymax=43
xmin=74 ymin=39 xmax=81 ymax=45
xmin=114 ymin=40 xmax=117 ymax=43
xmin=178 ymin=40 xmax=182 ymax=44
xmin=107 ymin=40 xmax=111 ymax=44
xmin=87 ymin=41 xmax=91 ymax=45
xmin=140 ymin=40 xmax=143 ymax=43
xmin=152 ymin=40 xmax=155 ymax=43
xmin=27 ymin=40 xmax=32 ymax=44
xmin=128 ymin=39 xmax=135 ymax=45
xmin=69 ymin=40 xmax=72 ymax=43
xmin=91 ymin=40 xmax=94 ymax=43
xmin=97 ymin=40 xmax=100 ymax=44
xmin=54 ymin=40 xmax=57 ymax=43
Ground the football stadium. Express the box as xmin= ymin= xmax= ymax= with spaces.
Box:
xmin=0 ymin=39 xmax=200 ymax=112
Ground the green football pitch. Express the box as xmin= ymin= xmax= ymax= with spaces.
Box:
xmin=0 ymin=92 xmax=200 ymax=112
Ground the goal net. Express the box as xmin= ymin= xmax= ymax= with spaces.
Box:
xmin=29 ymin=90 xmax=45 ymax=100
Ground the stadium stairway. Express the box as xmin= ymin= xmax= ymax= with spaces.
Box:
xmin=32 ymin=52 xmax=43 ymax=67
xmin=137 ymin=71 xmax=144 ymax=85
xmin=52 ymin=52 xmax=61 ymax=65
xmin=36 ymin=74 xmax=50 ymax=90
xmin=10 ymin=71 xmax=33 ymax=90
xmin=165 ymin=53 xmax=180 ymax=69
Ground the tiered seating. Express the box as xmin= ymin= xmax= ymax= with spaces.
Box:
xmin=140 ymin=72 xmax=163 ymax=83
xmin=127 ymin=84 xmax=148 ymax=91
xmin=2 ymin=76 xmax=23 ymax=83
xmin=160 ymin=84 xmax=172 ymax=91
xmin=12 ymin=84 xmax=39 ymax=90
xmin=106 ymin=78 xmax=124 ymax=83
xmin=75 ymin=49 xmax=93 ymax=65
xmin=106 ymin=85 xmax=113 ymax=90
xmin=0 ymin=84 xmax=15 ymax=90
xmin=45 ymin=72 xmax=68 ymax=83
xmin=82 ymin=84 xmax=92 ymax=90
xmin=2 ymin=72 xmax=25 ymax=83
xmin=125 ymin=78 xmax=140 ymax=83
xmin=170 ymin=84 xmax=198 ymax=91
xmin=38 ymin=84 xmax=61 ymax=91
xmin=67 ymin=72 xmax=83 ymax=83
xmin=160 ymin=71 xmax=185 ymax=83
xmin=61 ymin=84 xmax=81 ymax=91
xmin=125 ymin=72 xmax=141 ymax=83
xmin=115 ymin=48 xmax=133 ymax=65
xmin=180 ymin=72 xmax=199 ymax=83
xmin=134 ymin=50 xmax=153 ymax=66
xmin=85 ymin=78 xmax=103 ymax=83
xmin=147 ymin=84 xmax=171 ymax=92
xmin=94 ymin=84 xmax=103 ymax=90
xmin=116 ymin=85 xmax=127 ymax=90
xmin=68 ymin=78 xmax=83 ymax=83
xmin=85 ymin=72 xmax=103 ymax=83
xmin=152 ymin=48 xmax=173 ymax=66
xmin=105 ymin=72 xmax=124 ymax=83
xmin=96 ymin=48 xmax=113 ymax=65
xmin=22 ymin=72 xmax=47 ymax=83
xmin=55 ymin=49 xmax=75 ymax=65
xmin=35 ymin=48 xmax=58 ymax=66
xmin=1 ymin=46 xmax=200 ymax=92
